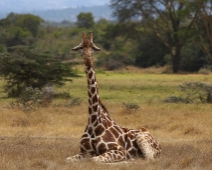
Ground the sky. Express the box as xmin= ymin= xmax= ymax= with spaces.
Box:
xmin=0 ymin=0 xmax=111 ymax=13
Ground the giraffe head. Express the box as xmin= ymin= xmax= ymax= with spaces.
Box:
xmin=71 ymin=32 xmax=101 ymax=66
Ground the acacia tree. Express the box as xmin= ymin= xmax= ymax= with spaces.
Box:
xmin=76 ymin=12 xmax=95 ymax=29
xmin=0 ymin=46 xmax=78 ymax=97
xmin=110 ymin=0 xmax=199 ymax=73
xmin=193 ymin=0 xmax=212 ymax=62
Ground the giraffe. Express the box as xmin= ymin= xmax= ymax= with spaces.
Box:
xmin=66 ymin=32 xmax=161 ymax=163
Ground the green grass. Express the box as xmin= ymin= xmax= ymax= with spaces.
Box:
xmin=54 ymin=72 xmax=212 ymax=104
xmin=1 ymin=70 xmax=212 ymax=105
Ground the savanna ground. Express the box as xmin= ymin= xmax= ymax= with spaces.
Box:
xmin=0 ymin=66 xmax=212 ymax=170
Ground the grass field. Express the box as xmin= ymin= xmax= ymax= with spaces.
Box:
xmin=0 ymin=67 xmax=212 ymax=170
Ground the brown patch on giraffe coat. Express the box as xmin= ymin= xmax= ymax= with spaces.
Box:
xmin=107 ymin=143 xmax=118 ymax=150
xmin=91 ymin=79 xmax=95 ymax=84
xmin=95 ymin=137 xmax=101 ymax=143
xmin=88 ymin=91 xmax=92 ymax=99
xmin=98 ymin=143 xmax=107 ymax=155
xmin=114 ymin=125 xmax=123 ymax=134
xmin=81 ymin=133 xmax=88 ymax=138
xmin=92 ymin=95 xmax=98 ymax=104
xmin=128 ymin=134 xmax=135 ymax=140
xmin=81 ymin=138 xmax=90 ymax=148
xmin=88 ymin=107 xmax=92 ymax=114
xmin=132 ymin=140 xmax=138 ymax=148
xmin=118 ymin=135 xmax=125 ymax=146
xmin=106 ymin=119 xmax=112 ymax=127
xmin=88 ymin=127 xmax=93 ymax=135
xmin=91 ymin=115 xmax=97 ymax=124
xmin=91 ymin=87 xmax=96 ymax=94
xmin=101 ymin=118 xmax=112 ymax=128
xmin=109 ymin=127 xmax=120 ymax=138
xmin=84 ymin=142 xmax=92 ymax=150
xmin=94 ymin=124 xmax=105 ymax=136
xmin=87 ymin=70 xmax=95 ymax=82
xmin=93 ymin=105 xmax=98 ymax=112
xmin=103 ymin=130 xmax=115 ymax=142
xmin=88 ymin=71 xmax=94 ymax=81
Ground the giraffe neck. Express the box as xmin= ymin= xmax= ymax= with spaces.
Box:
xmin=84 ymin=63 xmax=113 ymax=127
xmin=85 ymin=65 xmax=101 ymax=116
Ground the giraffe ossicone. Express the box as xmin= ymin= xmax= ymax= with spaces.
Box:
xmin=66 ymin=32 xmax=161 ymax=163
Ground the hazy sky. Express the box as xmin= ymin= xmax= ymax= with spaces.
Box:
xmin=0 ymin=0 xmax=110 ymax=7
xmin=0 ymin=0 xmax=111 ymax=13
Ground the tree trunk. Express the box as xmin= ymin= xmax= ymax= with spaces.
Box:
xmin=172 ymin=45 xmax=182 ymax=73
xmin=172 ymin=55 xmax=180 ymax=73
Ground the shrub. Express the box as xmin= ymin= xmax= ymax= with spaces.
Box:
xmin=198 ymin=66 xmax=212 ymax=75
xmin=163 ymin=96 xmax=186 ymax=103
xmin=9 ymin=85 xmax=54 ymax=112
xmin=53 ymin=95 xmax=82 ymax=108
xmin=122 ymin=102 xmax=139 ymax=113
xmin=164 ymin=82 xmax=212 ymax=103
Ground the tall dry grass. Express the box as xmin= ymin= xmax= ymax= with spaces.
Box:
xmin=0 ymin=70 xmax=212 ymax=169
xmin=0 ymin=102 xmax=211 ymax=170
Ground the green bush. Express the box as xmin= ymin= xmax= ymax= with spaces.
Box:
xmin=198 ymin=66 xmax=212 ymax=75
xmin=9 ymin=86 xmax=54 ymax=112
xmin=122 ymin=102 xmax=139 ymax=113
xmin=164 ymin=82 xmax=212 ymax=103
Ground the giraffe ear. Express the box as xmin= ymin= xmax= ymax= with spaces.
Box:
xmin=92 ymin=43 xmax=101 ymax=51
xmin=88 ymin=32 xmax=93 ymax=43
xmin=70 ymin=43 xmax=83 ymax=52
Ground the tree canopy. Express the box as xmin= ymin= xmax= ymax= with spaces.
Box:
xmin=0 ymin=46 xmax=78 ymax=97
xmin=76 ymin=12 xmax=95 ymax=29
xmin=110 ymin=0 xmax=202 ymax=73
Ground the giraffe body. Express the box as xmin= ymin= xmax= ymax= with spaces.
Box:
xmin=66 ymin=32 xmax=161 ymax=163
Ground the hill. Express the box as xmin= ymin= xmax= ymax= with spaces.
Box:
xmin=32 ymin=5 xmax=114 ymax=22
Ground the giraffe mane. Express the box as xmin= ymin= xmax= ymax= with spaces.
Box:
xmin=99 ymin=99 xmax=109 ymax=114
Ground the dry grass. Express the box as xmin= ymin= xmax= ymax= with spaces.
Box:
xmin=0 ymin=102 xmax=211 ymax=170
xmin=0 ymin=71 xmax=212 ymax=169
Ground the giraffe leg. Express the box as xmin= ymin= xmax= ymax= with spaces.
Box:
xmin=91 ymin=147 xmax=127 ymax=163
xmin=136 ymin=127 xmax=161 ymax=160
xmin=66 ymin=153 xmax=88 ymax=162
